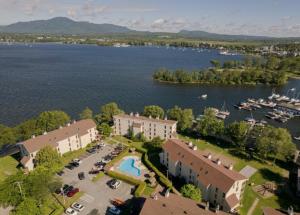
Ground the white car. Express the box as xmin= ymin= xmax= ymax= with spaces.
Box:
xmin=65 ymin=208 xmax=78 ymax=215
xmin=101 ymin=158 xmax=111 ymax=164
xmin=71 ymin=202 xmax=85 ymax=212
xmin=73 ymin=158 xmax=82 ymax=164
xmin=99 ymin=142 xmax=106 ymax=147
xmin=108 ymin=206 xmax=121 ymax=215
xmin=110 ymin=179 xmax=121 ymax=189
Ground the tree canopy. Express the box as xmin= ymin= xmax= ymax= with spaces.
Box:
xmin=226 ymin=121 xmax=250 ymax=152
xmin=167 ymin=106 xmax=194 ymax=132
xmin=0 ymin=124 xmax=16 ymax=148
xmin=34 ymin=146 xmax=62 ymax=170
xmin=97 ymin=123 xmax=112 ymax=137
xmin=143 ymin=105 xmax=165 ymax=119
xmin=196 ymin=108 xmax=224 ymax=137
xmin=79 ymin=107 xmax=93 ymax=120
xmin=35 ymin=110 xmax=70 ymax=133
xmin=95 ymin=102 xmax=123 ymax=125
xmin=180 ymin=184 xmax=202 ymax=202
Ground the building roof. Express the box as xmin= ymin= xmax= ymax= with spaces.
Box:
xmin=263 ymin=207 xmax=300 ymax=215
xmin=20 ymin=119 xmax=96 ymax=153
xmin=114 ymin=113 xmax=177 ymax=125
xmin=20 ymin=156 xmax=30 ymax=166
xmin=139 ymin=193 xmax=229 ymax=215
xmin=225 ymin=194 xmax=239 ymax=209
xmin=163 ymin=139 xmax=247 ymax=193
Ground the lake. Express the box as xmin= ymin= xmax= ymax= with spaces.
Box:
xmin=0 ymin=43 xmax=299 ymax=143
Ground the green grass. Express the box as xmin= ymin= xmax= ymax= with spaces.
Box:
xmin=54 ymin=191 xmax=84 ymax=208
xmin=142 ymin=185 xmax=155 ymax=197
xmin=92 ymin=171 xmax=105 ymax=182
xmin=178 ymin=135 xmax=296 ymax=215
xmin=0 ymin=156 xmax=19 ymax=181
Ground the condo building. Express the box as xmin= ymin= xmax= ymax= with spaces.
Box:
xmin=113 ymin=113 xmax=177 ymax=140
xmin=160 ymin=139 xmax=247 ymax=213
xmin=19 ymin=119 xmax=98 ymax=171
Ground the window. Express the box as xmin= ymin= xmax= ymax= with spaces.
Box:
xmin=222 ymin=193 xmax=225 ymax=198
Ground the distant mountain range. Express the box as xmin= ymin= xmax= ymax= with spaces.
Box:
xmin=0 ymin=17 xmax=299 ymax=41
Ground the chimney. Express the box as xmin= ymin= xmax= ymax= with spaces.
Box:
xmin=73 ymin=120 xmax=76 ymax=124
xmin=43 ymin=131 xmax=47 ymax=135
xmin=149 ymin=115 xmax=152 ymax=119
xmin=130 ymin=112 xmax=133 ymax=116
xmin=59 ymin=126 xmax=63 ymax=129
xmin=193 ymin=145 xmax=197 ymax=151
xmin=164 ymin=116 xmax=168 ymax=120
xmin=31 ymin=135 xmax=36 ymax=139
xmin=67 ymin=123 xmax=70 ymax=127
xmin=188 ymin=142 xmax=193 ymax=148
xmin=156 ymin=116 xmax=159 ymax=120
xmin=207 ymin=153 xmax=212 ymax=160
xmin=216 ymin=159 xmax=221 ymax=165
xmin=205 ymin=201 xmax=210 ymax=210
xmin=135 ymin=112 xmax=139 ymax=117
xmin=165 ymin=189 xmax=170 ymax=198
xmin=228 ymin=163 xmax=233 ymax=170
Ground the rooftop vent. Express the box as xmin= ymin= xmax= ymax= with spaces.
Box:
xmin=193 ymin=145 xmax=197 ymax=151
xmin=228 ymin=163 xmax=233 ymax=170
xmin=67 ymin=123 xmax=70 ymax=127
xmin=164 ymin=116 xmax=168 ymax=120
xmin=207 ymin=153 xmax=212 ymax=160
xmin=130 ymin=112 xmax=133 ymax=116
xmin=59 ymin=126 xmax=63 ymax=129
xmin=73 ymin=120 xmax=76 ymax=124
xmin=216 ymin=159 xmax=221 ymax=165
xmin=31 ymin=135 xmax=36 ymax=139
xmin=156 ymin=116 xmax=159 ymax=120
xmin=188 ymin=142 xmax=193 ymax=147
xmin=135 ymin=113 xmax=139 ymax=117
xmin=149 ymin=115 xmax=152 ymax=119
xmin=43 ymin=131 xmax=47 ymax=135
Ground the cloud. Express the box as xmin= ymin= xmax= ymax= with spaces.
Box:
xmin=151 ymin=18 xmax=168 ymax=29
xmin=82 ymin=1 xmax=107 ymax=17
xmin=67 ymin=8 xmax=77 ymax=18
xmin=24 ymin=0 xmax=41 ymax=16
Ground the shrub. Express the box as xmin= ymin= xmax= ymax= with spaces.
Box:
xmin=134 ymin=182 xmax=147 ymax=197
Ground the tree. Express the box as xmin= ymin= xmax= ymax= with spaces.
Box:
xmin=196 ymin=108 xmax=224 ymax=137
xmin=96 ymin=102 xmax=123 ymax=125
xmin=180 ymin=184 xmax=202 ymax=201
xmin=0 ymin=124 xmax=16 ymax=148
xmin=167 ymin=106 xmax=194 ymax=133
xmin=34 ymin=146 xmax=62 ymax=170
xmin=143 ymin=105 xmax=164 ymax=119
xmin=210 ymin=60 xmax=221 ymax=68
xmin=36 ymin=111 xmax=70 ymax=133
xmin=14 ymin=119 xmax=38 ymax=142
xmin=97 ymin=123 xmax=112 ymax=137
xmin=13 ymin=198 xmax=40 ymax=215
xmin=144 ymin=137 xmax=163 ymax=151
xmin=79 ymin=107 xmax=93 ymax=119
xmin=226 ymin=121 xmax=250 ymax=152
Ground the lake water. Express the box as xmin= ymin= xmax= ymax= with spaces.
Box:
xmin=0 ymin=43 xmax=299 ymax=144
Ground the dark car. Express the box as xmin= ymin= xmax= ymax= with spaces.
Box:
xmin=64 ymin=185 xmax=74 ymax=195
xmin=65 ymin=164 xmax=75 ymax=170
xmin=78 ymin=172 xmax=85 ymax=180
xmin=67 ymin=188 xmax=79 ymax=197
xmin=87 ymin=148 xmax=96 ymax=154
xmin=57 ymin=170 xmax=65 ymax=176
xmin=89 ymin=169 xmax=101 ymax=174
xmin=71 ymin=162 xmax=80 ymax=167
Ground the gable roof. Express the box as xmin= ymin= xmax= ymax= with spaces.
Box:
xmin=163 ymin=139 xmax=247 ymax=193
xmin=139 ymin=193 xmax=229 ymax=215
xmin=114 ymin=113 xmax=177 ymax=125
xmin=20 ymin=119 xmax=96 ymax=153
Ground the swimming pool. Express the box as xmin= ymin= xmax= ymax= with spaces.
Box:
xmin=118 ymin=158 xmax=141 ymax=177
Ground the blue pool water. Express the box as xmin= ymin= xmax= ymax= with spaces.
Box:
xmin=118 ymin=158 xmax=141 ymax=177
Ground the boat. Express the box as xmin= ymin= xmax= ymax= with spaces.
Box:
xmin=294 ymin=136 xmax=300 ymax=141
xmin=216 ymin=113 xmax=226 ymax=120
xmin=219 ymin=102 xmax=230 ymax=116
xmin=200 ymin=94 xmax=208 ymax=99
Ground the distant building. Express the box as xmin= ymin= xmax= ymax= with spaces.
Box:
xmin=113 ymin=113 xmax=177 ymax=140
xmin=19 ymin=119 xmax=98 ymax=171
xmin=160 ymin=139 xmax=247 ymax=213
xmin=139 ymin=192 xmax=229 ymax=215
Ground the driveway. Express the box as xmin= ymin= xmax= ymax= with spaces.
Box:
xmin=60 ymin=144 xmax=134 ymax=215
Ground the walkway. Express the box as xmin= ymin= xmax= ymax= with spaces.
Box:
xmin=240 ymin=165 xmax=257 ymax=178
xmin=247 ymin=198 xmax=259 ymax=215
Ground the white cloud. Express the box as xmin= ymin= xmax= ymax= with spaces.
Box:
xmin=151 ymin=18 xmax=168 ymax=29
xmin=67 ymin=8 xmax=77 ymax=18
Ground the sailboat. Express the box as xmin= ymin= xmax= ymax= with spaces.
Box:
xmin=218 ymin=101 xmax=230 ymax=116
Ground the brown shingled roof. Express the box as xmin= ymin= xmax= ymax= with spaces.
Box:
xmin=20 ymin=119 xmax=96 ymax=153
xmin=163 ymin=139 xmax=247 ymax=193
xmin=20 ymin=156 xmax=30 ymax=166
xmin=225 ymin=194 xmax=239 ymax=209
xmin=114 ymin=114 xmax=177 ymax=125
xmin=139 ymin=193 xmax=229 ymax=215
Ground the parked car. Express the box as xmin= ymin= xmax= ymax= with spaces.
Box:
xmin=109 ymin=179 xmax=121 ymax=189
xmin=71 ymin=202 xmax=85 ymax=212
xmin=73 ymin=158 xmax=82 ymax=164
xmin=67 ymin=188 xmax=79 ymax=197
xmin=108 ymin=206 xmax=121 ymax=215
xmin=63 ymin=185 xmax=73 ymax=195
xmin=99 ymin=142 xmax=105 ymax=148
xmin=87 ymin=148 xmax=96 ymax=154
xmin=78 ymin=172 xmax=85 ymax=180
xmin=57 ymin=170 xmax=65 ymax=176
xmin=65 ymin=208 xmax=78 ymax=215
xmin=89 ymin=169 xmax=101 ymax=174
xmin=65 ymin=164 xmax=75 ymax=170
xmin=71 ymin=162 xmax=80 ymax=167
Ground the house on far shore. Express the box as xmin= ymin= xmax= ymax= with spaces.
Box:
xmin=139 ymin=192 xmax=229 ymax=215
xmin=160 ymin=139 xmax=248 ymax=213
xmin=18 ymin=119 xmax=98 ymax=171
xmin=113 ymin=113 xmax=177 ymax=140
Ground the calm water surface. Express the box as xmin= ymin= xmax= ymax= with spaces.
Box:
xmin=0 ymin=44 xmax=299 ymax=144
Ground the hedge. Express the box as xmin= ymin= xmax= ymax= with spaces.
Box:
xmin=107 ymin=170 xmax=146 ymax=197
xmin=142 ymin=153 xmax=173 ymax=189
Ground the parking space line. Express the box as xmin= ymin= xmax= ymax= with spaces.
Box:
xmin=80 ymin=193 xmax=95 ymax=203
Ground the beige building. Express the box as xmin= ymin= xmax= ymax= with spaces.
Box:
xmin=160 ymin=139 xmax=247 ymax=213
xmin=19 ymin=119 xmax=98 ymax=171
xmin=113 ymin=113 xmax=177 ymax=140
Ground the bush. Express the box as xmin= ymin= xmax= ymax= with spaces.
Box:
xmin=134 ymin=182 xmax=147 ymax=197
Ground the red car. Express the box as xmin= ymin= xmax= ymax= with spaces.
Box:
xmin=67 ymin=188 xmax=79 ymax=197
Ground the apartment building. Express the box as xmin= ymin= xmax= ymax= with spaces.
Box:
xmin=113 ymin=113 xmax=177 ymax=140
xmin=19 ymin=119 xmax=98 ymax=171
xmin=160 ymin=139 xmax=247 ymax=213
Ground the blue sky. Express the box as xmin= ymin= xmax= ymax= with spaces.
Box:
xmin=0 ymin=0 xmax=299 ymax=37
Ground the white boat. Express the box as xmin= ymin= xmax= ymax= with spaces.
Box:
xmin=294 ymin=136 xmax=300 ymax=141
xmin=219 ymin=102 xmax=230 ymax=116
xmin=201 ymin=94 xmax=207 ymax=99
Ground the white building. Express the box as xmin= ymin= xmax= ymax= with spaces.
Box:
xmin=19 ymin=119 xmax=98 ymax=171
xmin=113 ymin=113 xmax=177 ymax=140
xmin=160 ymin=139 xmax=248 ymax=213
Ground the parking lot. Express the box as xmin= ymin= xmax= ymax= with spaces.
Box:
xmin=60 ymin=143 xmax=134 ymax=215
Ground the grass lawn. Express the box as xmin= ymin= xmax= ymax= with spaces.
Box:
xmin=178 ymin=135 xmax=299 ymax=215
xmin=142 ymin=185 xmax=155 ymax=197
xmin=92 ymin=171 xmax=105 ymax=182
xmin=0 ymin=156 xmax=19 ymax=181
